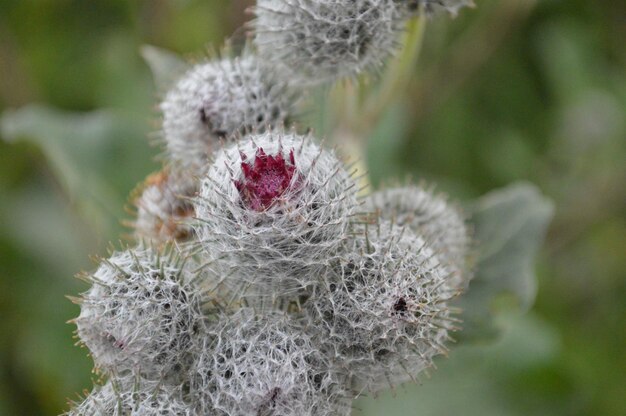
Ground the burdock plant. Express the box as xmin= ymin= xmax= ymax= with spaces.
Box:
xmin=50 ymin=1 xmax=554 ymax=415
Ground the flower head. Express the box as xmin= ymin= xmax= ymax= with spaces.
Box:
xmin=160 ymin=54 xmax=294 ymax=167
xmin=74 ymin=246 xmax=205 ymax=380
xmin=190 ymin=308 xmax=351 ymax=416
xmin=193 ymin=130 xmax=359 ymax=308
xmin=365 ymin=185 xmax=472 ymax=290
xmin=130 ymin=168 xmax=197 ymax=243
xmin=253 ymin=0 xmax=403 ymax=85
xmin=306 ymin=220 xmax=457 ymax=392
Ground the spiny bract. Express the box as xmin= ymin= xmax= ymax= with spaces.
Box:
xmin=365 ymin=185 xmax=471 ymax=290
xmin=74 ymin=246 xmax=204 ymax=380
xmin=160 ymin=54 xmax=293 ymax=168
xmin=306 ymin=220 xmax=457 ymax=393
xmin=190 ymin=308 xmax=352 ymax=416
xmin=193 ymin=130 xmax=359 ymax=307
xmin=254 ymin=0 xmax=402 ymax=85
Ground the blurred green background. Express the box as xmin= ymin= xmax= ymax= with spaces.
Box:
xmin=0 ymin=0 xmax=624 ymax=415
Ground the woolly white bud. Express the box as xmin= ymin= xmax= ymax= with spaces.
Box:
xmin=65 ymin=379 xmax=193 ymax=416
xmin=190 ymin=308 xmax=351 ymax=416
xmin=306 ymin=220 xmax=456 ymax=393
xmin=74 ymin=246 xmax=205 ymax=380
xmin=394 ymin=0 xmax=475 ymax=17
xmin=254 ymin=0 xmax=402 ymax=85
xmin=131 ymin=168 xmax=198 ymax=243
xmin=160 ymin=54 xmax=293 ymax=167
xmin=365 ymin=185 xmax=472 ymax=290
xmin=193 ymin=130 xmax=359 ymax=307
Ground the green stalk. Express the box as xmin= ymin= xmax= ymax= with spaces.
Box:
xmin=326 ymin=14 xmax=428 ymax=192
xmin=362 ymin=14 xmax=427 ymax=135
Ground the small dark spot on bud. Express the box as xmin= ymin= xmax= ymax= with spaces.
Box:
xmin=392 ymin=297 xmax=408 ymax=315
xmin=107 ymin=333 xmax=125 ymax=350
xmin=375 ymin=348 xmax=391 ymax=359
xmin=199 ymin=107 xmax=208 ymax=124
xmin=257 ymin=387 xmax=281 ymax=415
xmin=313 ymin=373 xmax=323 ymax=390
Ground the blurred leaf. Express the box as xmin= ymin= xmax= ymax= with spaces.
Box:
xmin=457 ymin=182 xmax=555 ymax=342
xmin=140 ymin=44 xmax=187 ymax=93
xmin=0 ymin=104 xmax=155 ymax=235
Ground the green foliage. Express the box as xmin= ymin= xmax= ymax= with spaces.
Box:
xmin=1 ymin=105 xmax=157 ymax=235
xmin=459 ymin=182 xmax=555 ymax=342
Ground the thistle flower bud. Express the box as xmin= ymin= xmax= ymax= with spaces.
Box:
xmin=253 ymin=0 xmax=402 ymax=85
xmin=306 ymin=220 xmax=456 ymax=393
xmin=66 ymin=379 xmax=192 ymax=416
xmin=130 ymin=168 xmax=198 ymax=243
xmin=193 ymin=130 xmax=359 ymax=307
xmin=74 ymin=246 xmax=205 ymax=380
xmin=365 ymin=185 xmax=471 ymax=290
xmin=160 ymin=54 xmax=293 ymax=167
xmin=190 ymin=308 xmax=351 ymax=416
xmin=395 ymin=0 xmax=475 ymax=17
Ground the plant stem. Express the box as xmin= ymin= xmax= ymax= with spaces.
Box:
xmin=361 ymin=14 xmax=427 ymax=135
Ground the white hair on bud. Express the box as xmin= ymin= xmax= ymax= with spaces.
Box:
xmin=364 ymin=185 xmax=472 ymax=290
xmin=253 ymin=0 xmax=403 ymax=85
xmin=160 ymin=54 xmax=294 ymax=167
xmin=74 ymin=246 xmax=205 ymax=380
xmin=65 ymin=379 xmax=193 ymax=416
xmin=193 ymin=130 xmax=359 ymax=309
xmin=131 ymin=168 xmax=198 ymax=243
xmin=306 ymin=220 xmax=457 ymax=393
xmin=190 ymin=308 xmax=351 ymax=416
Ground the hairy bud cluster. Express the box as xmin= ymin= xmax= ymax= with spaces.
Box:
xmin=365 ymin=186 xmax=471 ymax=290
xmin=254 ymin=0 xmax=402 ymax=85
xmin=74 ymin=246 xmax=204 ymax=380
xmin=68 ymin=0 xmax=478 ymax=413
xmin=66 ymin=380 xmax=192 ymax=416
xmin=131 ymin=168 xmax=198 ymax=243
xmin=307 ymin=220 xmax=457 ymax=393
xmin=160 ymin=54 xmax=294 ymax=167
xmin=190 ymin=308 xmax=351 ymax=416
xmin=193 ymin=131 xmax=359 ymax=306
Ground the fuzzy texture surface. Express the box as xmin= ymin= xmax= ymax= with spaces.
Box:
xmin=306 ymin=220 xmax=457 ymax=393
xmin=160 ymin=55 xmax=293 ymax=167
xmin=190 ymin=308 xmax=351 ymax=416
xmin=74 ymin=247 xmax=204 ymax=380
xmin=365 ymin=185 xmax=472 ymax=290
xmin=254 ymin=0 xmax=402 ymax=85
xmin=132 ymin=168 xmax=198 ymax=243
xmin=66 ymin=380 xmax=194 ymax=415
xmin=193 ymin=131 xmax=359 ymax=308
